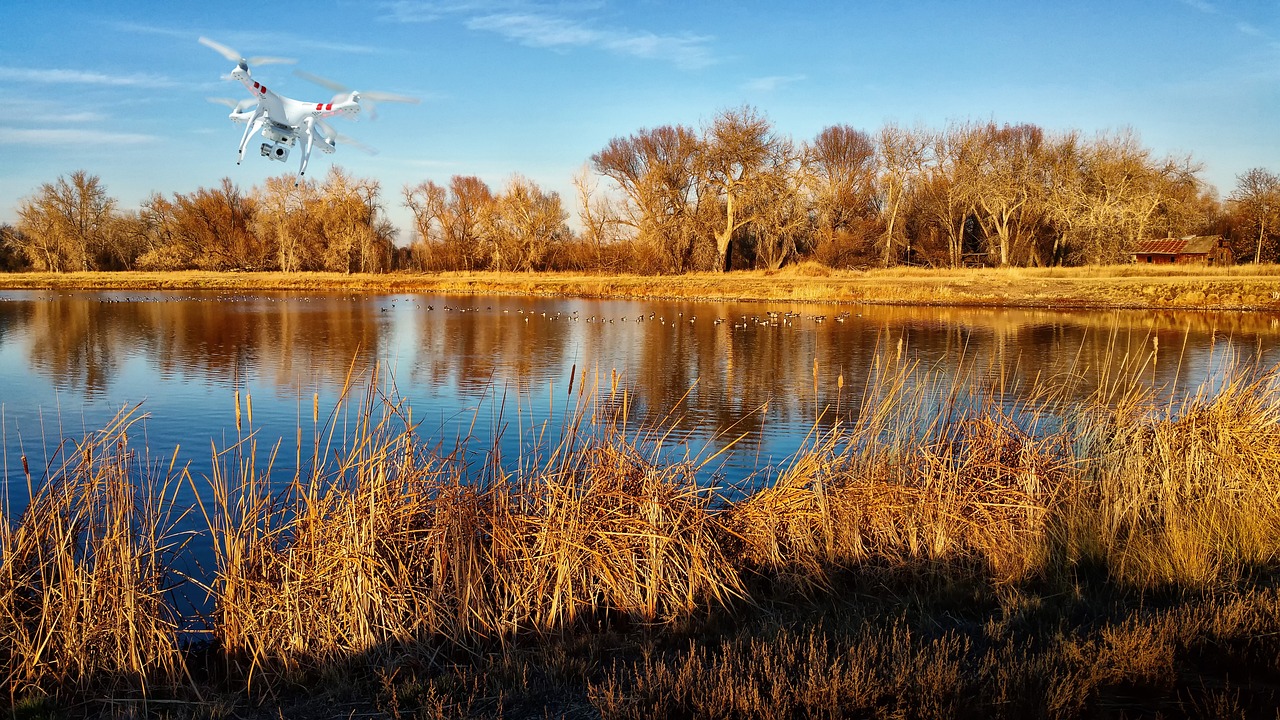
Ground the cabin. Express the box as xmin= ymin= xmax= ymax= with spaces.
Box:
xmin=1131 ymin=235 xmax=1234 ymax=266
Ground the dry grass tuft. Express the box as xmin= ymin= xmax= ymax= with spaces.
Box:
xmin=1056 ymin=365 xmax=1280 ymax=588
xmin=0 ymin=406 xmax=187 ymax=701
xmin=200 ymin=375 xmax=743 ymax=683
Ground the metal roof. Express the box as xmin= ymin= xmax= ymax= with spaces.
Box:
xmin=1133 ymin=236 xmax=1220 ymax=256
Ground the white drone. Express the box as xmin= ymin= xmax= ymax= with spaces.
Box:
xmin=200 ymin=36 xmax=418 ymax=178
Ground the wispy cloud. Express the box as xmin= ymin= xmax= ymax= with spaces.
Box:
xmin=743 ymin=74 xmax=807 ymax=92
xmin=382 ymin=0 xmax=498 ymax=23
xmin=107 ymin=20 xmax=192 ymax=39
xmin=109 ymin=20 xmax=383 ymax=57
xmin=0 ymin=127 xmax=157 ymax=146
xmin=1236 ymin=22 xmax=1263 ymax=37
xmin=29 ymin=111 xmax=107 ymax=124
xmin=382 ymin=1 xmax=717 ymax=69
xmin=1179 ymin=0 xmax=1217 ymax=13
xmin=0 ymin=66 xmax=176 ymax=87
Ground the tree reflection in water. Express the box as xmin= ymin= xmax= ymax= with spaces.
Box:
xmin=2 ymin=290 xmax=1277 ymax=503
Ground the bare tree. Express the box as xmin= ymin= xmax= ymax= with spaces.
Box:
xmin=256 ymin=175 xmax=321 ymax=272
xmin=699 ymin=106 xmax=786 ymax=271
xmin=806 ymin=125 xmax=880 ymax=264
xmin=482 ymin=175 xmax=569 ymax=271
xmin=16 ymin=171 xmax=117 ymax=271
xmin=0 ymin=224 xmax=30 ymax=271
xmin=317 ymin=167 xmax=394 ymax=273
xmin=1229 ymin=167 xmax=1280 ymax=263
xmin=571 ymin=164 xmax=628 ymax=267
xmin=592 ymin=124 xmax=702 ymax=272
xmin=876 ymin=124 xmax=930 ymax=266
xmin=965 ymin=123 xmax=1049 ymax=266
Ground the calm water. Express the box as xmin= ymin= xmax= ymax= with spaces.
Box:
xmin=2 ymin=289 xmax=1278 ymax=512
xmin=4 ymin=289 xmax=1278 ymax=626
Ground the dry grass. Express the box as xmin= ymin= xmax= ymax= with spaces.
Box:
xmin=199 ymin=371 xmax=743 ymax=683
xmin=4 ymin=347 xmax=1280 ymax=715
xmin=0 ymin=406 xmax=188 ymax=702
xmin=2 ymin=264 xmax=1279 ymax=310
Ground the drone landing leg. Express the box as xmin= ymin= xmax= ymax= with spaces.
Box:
xmin=296 ymin=118 xmax=316 ymax=185
xmin=238 ymin=108 xmax=265 ymax=163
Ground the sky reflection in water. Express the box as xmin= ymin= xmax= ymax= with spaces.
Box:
xmin=2 ymin=289 xmax=1278 ymax=512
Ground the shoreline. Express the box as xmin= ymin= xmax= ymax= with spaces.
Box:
xmin=1 ymin=265 xmax=1279 ymax=311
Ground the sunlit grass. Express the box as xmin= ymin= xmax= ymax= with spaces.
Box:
xmin=0 ymin=265 xmax=1278 ymax=310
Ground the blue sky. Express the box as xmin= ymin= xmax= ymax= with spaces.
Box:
xmin=1 ymin=0 xmax=1276 ymax=238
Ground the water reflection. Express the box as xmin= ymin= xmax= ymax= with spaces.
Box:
xmin=2 ymin=290 xmax=1278 ymax=493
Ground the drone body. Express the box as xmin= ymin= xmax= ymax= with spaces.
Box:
xmin=201 ymin=36 xmax=415 ymax=179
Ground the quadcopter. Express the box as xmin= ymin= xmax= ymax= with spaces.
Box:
xmin=200 ymin=36 xmax=418 ymax=178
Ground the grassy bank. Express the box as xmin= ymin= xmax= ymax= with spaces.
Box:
xmin=4 ymin=355 xmax=1280 ymax=717
xmin=1 ymin=264 xmax=1279 ymax=310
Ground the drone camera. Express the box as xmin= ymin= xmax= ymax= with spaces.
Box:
xmin=261 ymin=143 xmax=289 ymax=162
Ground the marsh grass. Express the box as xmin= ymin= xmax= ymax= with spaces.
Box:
xmin=4 ymin=341 xmax=1280 ymax=716
xmin=0 ymin=406 xmax=190 ymax=701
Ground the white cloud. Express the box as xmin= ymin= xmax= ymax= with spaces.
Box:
xmin=382 ymin=0 xmax=500 ymax=23
xmin=0 ymin=66 xmax=175 ymax=87
xmin=0 ymin=127 xmax=157 ymax=146
xmin=743 ymin=74 xmax=807 ymax=92
xmin=1179 ymin=0 xmax=1217 ymax=13
xmin=383 ymin=1 xmax=716 ymax=69
xmin=1236 ymin=22 xmax=1263 ymax=37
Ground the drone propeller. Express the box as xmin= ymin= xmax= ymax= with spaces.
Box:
xmin=207 ymin=97 xmax=257 ymax=113
xmin=294 ymin=69 xmax=419 ymax=119
xmin=317 ymin=120 xmax=378 ymax=155
xmin=199 ymin=36 xmax=296 ymax=67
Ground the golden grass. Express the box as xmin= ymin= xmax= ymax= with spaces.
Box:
xmin=200 ymin=372 xmax=743 ymax=683
xmin=3 ymin=346 xmax=1280 ymax=711
xmin=1 ymin=264 xmax=1279 ymax=310
xmin=0 ymin=406 xmax=188 ymax=701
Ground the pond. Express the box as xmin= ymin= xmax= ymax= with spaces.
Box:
xmin=2 ymin=290 xmax=1278 ymax=506
xmin=4 ymin=289 xmax=1278 ymax=627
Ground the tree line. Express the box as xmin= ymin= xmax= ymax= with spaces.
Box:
xmin=3 ymin=108 xmax=1278 ymax=273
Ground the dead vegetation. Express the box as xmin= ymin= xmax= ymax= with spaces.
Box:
xmin=2 ymin=264 xmax=1280 ymax=311
xmin=4 ymin=349 xmax=1280 ymax=717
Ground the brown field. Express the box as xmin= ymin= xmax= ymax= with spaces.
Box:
xmin=2 ymin=263 xmax=1280 ymax=310
xmin=4 ymin=350 xmax=1280 ymax=718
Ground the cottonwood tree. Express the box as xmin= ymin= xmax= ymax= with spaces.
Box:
xmin=699 ymin=106 xmax=789 ymax=271
xmin=483 ymin=175 xmax=569 ymax=271
xmin=135 ymin=178 xmax=263 ymax=270
xmin=0 ymin=224 xmax=29 ymax=271
xmin=749 ymin=164 xmax=809 ymax=269
xmin=255 ymin=175 xmax=323 ymax=272
xmin=570 ymin=164 xmax=629 ymax=270
xmin=316 ymin=167 xmax=394 ymax=273
xmin=876 ymin=124 xmax=930 ymax=266
xmin=403 ymin=175 xmax=494 ymax=270
xmin=592 ymin=124 xmax=702 ymax=272
xmin=1229 ymin=167 xmax=1280 ymax=263
xmin=964 ymin=123 xmax=1052 ymax=266
xmin=806 ymin=124 xmax=880 ymax=266
xmin=16 ymin=171 xmax=117 ymax=271
xmin=914 ymin=123 xmax=985 ymax=266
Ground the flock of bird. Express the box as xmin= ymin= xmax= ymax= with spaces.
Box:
xmin=419 ymin=304 xmax=861 ymax=328
xmin=81 ymin=296 xmax=865 ymax=330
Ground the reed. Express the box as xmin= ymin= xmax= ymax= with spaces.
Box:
xmin=0 ymin=406 xmax=187 ymax=701
xmin=198 ymin=369 xmax=743 ymax=683
xmin=3 ymin=341 xmax=1280 ymax=713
